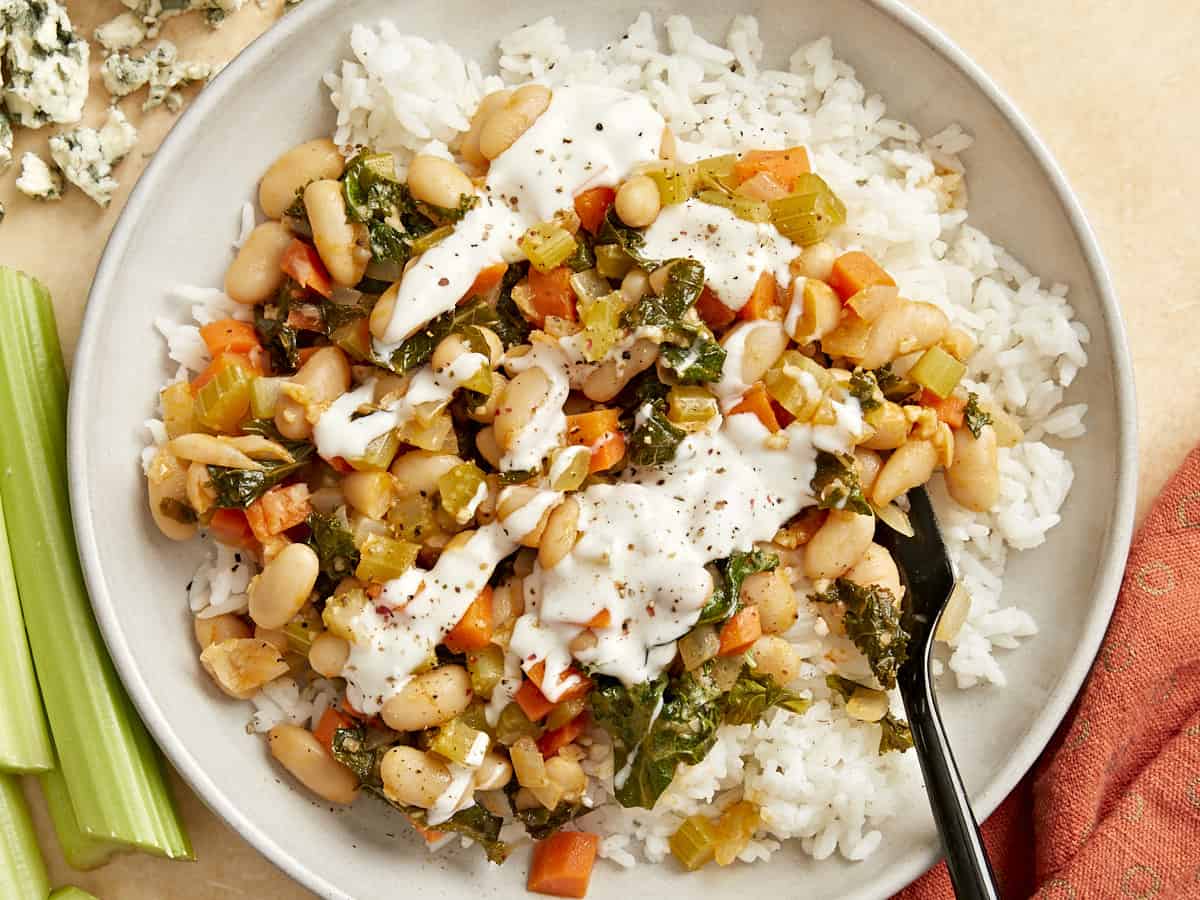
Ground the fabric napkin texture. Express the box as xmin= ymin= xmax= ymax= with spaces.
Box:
xmin=897 ymin=445 xmax=1200 ymax=900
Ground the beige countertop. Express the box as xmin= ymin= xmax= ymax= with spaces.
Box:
xmin=0 ymin=1 xmax=1195 ymax=897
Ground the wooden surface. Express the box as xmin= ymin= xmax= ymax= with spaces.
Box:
xmin=0 ymin=1 xmax=1195 ymax=896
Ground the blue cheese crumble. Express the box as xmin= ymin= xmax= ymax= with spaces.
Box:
xmin=15 ymin=151 xmax=63 ymax=199
xmin=101 ymin=40 xmax=213 ymax=112
xmin=115 ymin=0 xmax=245 ymax=35
xmin=0 ymin=0 xmax=90 ymax=128
xmin=48 ymin=107 xmax=139 ymax=207
xmin=0 ymin=108 xmax=12 ymax=173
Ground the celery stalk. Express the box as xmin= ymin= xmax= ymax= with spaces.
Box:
xmin=0 ymin=774 xmax=49 ymax=899
xmin=0 ymin=493 xmax=54 ymax=773
xmin=0 ymin=268 xmax=192 ymax=858
xmin=51 ymin=889 xmax=101 ymax=900
xmin=39 ymin=765 xmax=121 ymax=870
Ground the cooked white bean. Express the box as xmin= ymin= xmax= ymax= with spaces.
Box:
xmin=871 ymin=439 xmax=937 ymax=506
xmin=407 ymin=154 xmax=474 ymax=210
xmin=729 ymin=320 xmax=788 ymax=385
xmin=858 ymin=300 xmax=949 ymax=369
xmin=268 ymin=724 xmax=360 ymax=805
xmin=475 ymin=426 xmax=501 ymax=468
xmin=582 ymin=338 xmax=658 ymax=402
xmin=255 ymin=625 xmax=289 ymax=653
xmin=461 ymin=89 xmax=514 ymax=169
xmin=304 ymin=179 xmax=370 ymax=288
xmin=945 ymin=425 xmax=999 ymax=512
xmin=620 ymin=268 xmax=649 ymax=304
xmin=224 ymin=221 xmax=294 ymax=305
xmin=381 ymin=665 xmax=473 ymax=732
xmin=789 ymin=277 xmax=842 ymax=343
xmin=544 ymin=755 xmax=586 ymax=802
xmin=259 ymin=138 xmax=345 ymax=219
xmin=615 ymin=174 xmax=661 ymax=228
xmin=467 ymin=371 xmax=507 ymax=424
xmin=390 ymin=450 xmax=462 ymax=498
xmin=274 ymin=346 xmax=352 ymax=440
xmin=750 ymin=635 xmax=802 ymax=685
xmin=249 ymin=543 xmax=319 ymax=629
xmin=340 ymin=471 xmax=393 ymax=521
xmin=308 ymin=631 xmax=350 ymax=678
xmin=380 ymin=746 xmax=451 ymax=808
xmin=193 ymin=613 xmax=250 ymax=649
xmin=854 ymin=449 xmax=883 ymax=493
xmin=497 ymin=485 xmax=554 ymax=547
xmin=741 ymin=569 xmax=798 ymax=635
xmin=845 ymin=687 xmax=890 ymax=723
xmin=495 ymin=368 xmax=550 ymax=449
xmin=369 ymin=282 xmax=399 ymax=341
xmin=146 ymin=449 xmax=196 ymax=541
xmin=845 ymin=543 xmax=903 ymax=602
xmin=474 ymin=752 xmax=514 ymax=792
xmin=788 ymin=241 xmax=837 ymax=282
xmin=479 ymin=85 xmax=552 ymax=160
xmin=803 ymin=509 xmax=875 ymax=580
xmin=538 ymin=496 xmax=579 ymax=569
xmin=861 ymin=401 xmax=909 ymax=451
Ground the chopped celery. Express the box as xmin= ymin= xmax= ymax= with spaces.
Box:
xmin=594 ymin=244 xmax=634 ymax=280
xmin=395 ymin=409 xmax=454 ymax=452
xmin=495 ymin=702 xmax=544 ymax=746
xmin=0 ymin=268 xmax=191 ymax=858
xmin=545 ymin=695 xmax=587 ymax=732
xmin=0 ymin=493 xmax=54 ymax=773
xmin=0 ymin=774 xmax=48 ymax=898
xmin=569 ymin=269 xmax=610 ymax=303
xmin=713 ymin=801 xmax=760 ymax=866
xmin=577 ymin=291 xmax=625 ymax=362
xmin=159 ymin=381 xmax=195 ymax=438
xmin=644 ymin=163 xmax=694 ymax=205
xmin=39 ymin=764 xmax=120 ymax=870
xmin=547 ymin=446 xmax=590 ymax=492
xmin=411 ymin=224 xmax=454 ymax=255
xmin=467 ymin=644 xmax=505 ymax=698
xmin=283 ymin=611 xmax=323 ymax=656
xmin=695 ymin=154 xmax=737 ymax=191
xmin=348 ymin=428 xmax=400 ymax=472
xmin=321 ymin=587 xmax=370 ymax=641
xmin=667 ymin=386 xmax=718 ymax=431
xmin=438 ymin=463 xmax=486 ymax=524
xmin=249 ymin=376 xmax=285 ymax=419
xmin=696 ymin=190 xmax=770 ymax=223
xmin=459 ymin=360 xmax=494 ymax=396
xmin=193 ymin=357 xmax=253 ymax=433
xmin=908 ymin=346 xmax=966 ymax=398
xmin=388 ymin=493 xmax=438 ymax=543
xmin=355 ymin=533 xmax=419 ymax=582
xmin=764 ymin=351 xmax=832 ymax=421
xmin=677 ymin=624 xmax=720 ymax=671
xmin=669 ymin=814 xmax=718 ymax=871
xmin=431 ymin=718 xmax=490 ymax=766
xmin=518 ymin=222 xmax=577 ymax=273
xmin=331 ymin=318 xmax=372 ymax=361
xmin=769 ymin=174 xmax=847 ymax=245
xmin=459 ymin=700 xmax=495 ymax=737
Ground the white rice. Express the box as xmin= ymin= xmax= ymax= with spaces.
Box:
xmin=153 ymin=11 xmax=1092 ymax=874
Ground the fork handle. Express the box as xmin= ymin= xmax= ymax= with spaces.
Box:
xmin=901 ymin=676 xmax=1002 ymax=900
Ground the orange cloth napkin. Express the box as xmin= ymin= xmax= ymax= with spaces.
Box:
xmin=897 ymin=446 xmax=1200 ymax=900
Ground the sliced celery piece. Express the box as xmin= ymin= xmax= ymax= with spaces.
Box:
xmin=411 ymin=224 xmax=454 ymax=255
xmin=547 ymin=446 xmax=590 ymax=492
xmin=322 ymin=587 xmax=370 ymax=642
xmin=193 ymin=357 xmax=253 ymax=432
xmin=0 ymin=774 xmax=48 ymax=898
xmin=249 ymin=376 xmax=285 ymax=419
xmin=438 ymin=463 xmax=486 ymax=524
xmin=518 ymin=222 xmax=576 ymax=273
xmin=577 ymin=292 xmax=625 ymax=362
xmin=669 ymin=814 xmax=718 ymax=871
xmin=594 ymin=244 xmax=634 ymax=280
xmin=388 ymin=493 xmax=438 ymax=543
xmin=348 ymin=428 xmax=400 ymax=472
xmin=39 ymin=764 xmax=121 ymax=870
xmin=0 ymin=493 xmax=53 ymax=773
xmin=769 ymin=174 xmax=847 ymax=245
xmin=0 ymin=268 xmax=191 ymax=858
xmin=644 ymin=163 xmax=694 ymax=205
xmin=355 ymin=534 xmax=419 ymax=582
xmin=430 ymin=718 xmax=490 ymax=766
xmin=764 ymin=351 xmax=832 ymax=421
xmin=568 ymin=269 xmax=610 ymax=303
xmin=159 ymin=381 xmax=195 ymax=439
xmin=667 ymin=386 xmax=718 ymax=431
xmin=908 ymin=346 xmax=966 ymax=398
xmin=696 ymin=189 xmax=769 ymax=223
xmin=495 ymin=702 xmax=544 ymax=746
xmin=467 ymin=644 xmax=505 ymax=698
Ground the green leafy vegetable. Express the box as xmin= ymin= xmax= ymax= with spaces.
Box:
xmin=255 ymin=289 xmax=301 ymax=372
xmin=623 ymin=259 xmax=705 ymax=330
xmin=812 ymin=579 xmax=909 ymax=689
xmin=624 ymin=372 xmax=686 ymax=467
xmin=595 ymin=208 xmax=658 ymax=268
xmin=878 ymin=713 xmax=914 ymax=754
xmin=660 ymin=333 xmax=727 ymax=384
xmin=505 ymin=782 xmax=585 ymax=839
xmin=306 ymin=512 xmax=360 ymax=584
xmin=848 ymin=368 xmax=882 ymax=412
xmin=871 ymin=363 xmax=915 ymax=401
xmin=811 ymin=451 xmax=872 ymax=516
xmin=963 ymin=392 xmax=993 ymax=439
xmin=379 ymin=297 xmax=503 ymax=374
xmin=825 ymin=673 xmax=860 ymax=702
xmin=490 ymin=262 xmax=533 ymax=348
xmin=320 ymin=296 xmax=370 ymax=333
xmin=341 ymin=151 xmax=450 ymax=267
xmin=564 ymin=232 xmax=596 ymax=272
xmin=330 ymin=726 xmax=388 ymax=785
xmin=589 ymin=676 xmax=668 ymax=784
xmin=697 ymin=549 xmax=779 ymax=625
xmin=724 ymin=666 xmax=810 ymax=725
xmin=206 ymin=427 xmax=314 ymax=509
xmin=408 ymin=805 xmax=509 ymax=863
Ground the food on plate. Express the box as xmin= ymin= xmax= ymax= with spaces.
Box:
xmin=144 ymin=12 xmax=1088 ymax=894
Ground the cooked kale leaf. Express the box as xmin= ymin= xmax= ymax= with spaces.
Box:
xmin=697 ymin=549 xmax=779 ymax=625
xmin=724 ymin=666 xmax=810 ymax=725
xmin=596 ymin=208 xmax=658 ymax=268
xmin=812 ymin=579 xmax=909 ymax=689
xmin=376 ymin=297 xmax=503 ymax=374
xmin=406 ymin=805 xmax=509 ymax=864
xmin=623 ymin=258 xmax=705 ymax=330
xmin=878 ymin=713 xmax=914 ymax=754
xmin=306 ymin=512 xmax=360 ymax=583
xmin=490 ymin=262 xmax=533 ymax=347
xmin=589 ymin=675 xmax=668 ymax=785
xmin=505 ymin=782 xmax=585 ymax=839
xmin=811 ymin=451 xmax=872 ymax=516
xmin=660 ymin=332 xmax=727 ymax=384
xmin=848 ymin=368 xmax=882 ymax=412
xmin=963 ymin=392 xmax=993 ymax=439
xmin=825 ymin=673 xmax=860 ymax=702
xmin=341 ymin=150 xmax=443 ymax=266
xmin=255 ymin=289 xmax=301 ymax=372
xmin=320 ymin=296 xmax=371 ymax=333
xmin=207 ymin=423 xmax=314 ymax=509
xmin=331 ymin=725 xmax=389 ymax=785
xmin=623 ymin=372 xmax=685 ymax=467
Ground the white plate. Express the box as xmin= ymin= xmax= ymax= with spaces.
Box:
xmin=68 ymin=1 xmax=1136 ymax=897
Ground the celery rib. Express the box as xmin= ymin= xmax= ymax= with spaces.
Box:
xmin=39 ymin=765 xmax=121 ymax=870
xmin=0 ymin=774 xmax=50 ymax=900
xmin=0 ymin=268 xmax=192 ymax=859
xmin=0 ymin=492 xmax=54 ymax=773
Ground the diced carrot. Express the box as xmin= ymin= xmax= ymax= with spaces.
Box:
xmin=566 ymin=409 xmax=626 ymax=473
xmin=514 ymin=679 xmax=557 ymax=722
xmin=537 ymin=713 xmax=590 ymax=758
xmin=828 ymin=251 xmax=896 ymax=302
xmin=199 ymin=319 xmax=260 ymax=356
xmin=920 ymin=389 xmax=967 ymax=429
xmin=528 ymin=660 xmax=592 ymax=703
xmin=738 ymin=272 xmax=780 ymax=321
xmin=527 ymin=266 xmax=577 ymax=326
xmin=313 ymin=707 xmax=356 ymax=755
xmin=585 ymin=609 xmax=611 ymax=629
xmin=528 ymin=831 xmax=600 ymax=899
xmin=728 ymin=383 xmax=780 ymax=433
xmin=465 ymin=262 xmax=509 ymax=301
xmin=207 ymin=508 xmax=256 ymax=549
xmin=444 ymin=586 xmax=494 ymax=652
xmin=694 ymin=285 xmax=737 ymax=332
xmin=191 ymin=351 xmax=259 ymax=395
xmin=281 ymin=239 xmax=333 ymax=299
xmin=573 ymin=187 xmax=616 ymax=235
xmin=245 ymin=483 xmax=312 ymax=543
xmin=732 ymin=147 xmax=810 ymax=188
xmin=718 ymin=606 xmax=762 ymax=656
xmin=585 ymin=431 xmax=625 ymax=473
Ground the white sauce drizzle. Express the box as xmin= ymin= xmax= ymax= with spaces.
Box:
xmin=501 ymin=339 xmax=572 ymax=473
xmin=710 ymin=319 xmax=778 ymax=411
xmin=641 ymin=199 xmax=799 ymax=311
xmin=426 ymin=763 xmax=478 ymax=827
